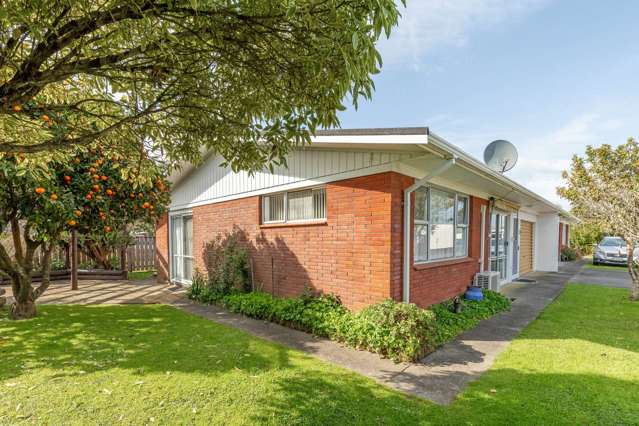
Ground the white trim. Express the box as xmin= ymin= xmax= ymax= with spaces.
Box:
xmin=311 ymin=134 xmax=428 ymax=145
xmin=480 ymin=205 xmax=487 ymax=272
xmin=168 ymin=210 xmax=194 ymax=285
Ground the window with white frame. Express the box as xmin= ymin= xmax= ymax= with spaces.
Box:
xmin=262 ymin=187 xmax=326 ymax=223
xmin=414 ymin=186 xmax=469 ymax=263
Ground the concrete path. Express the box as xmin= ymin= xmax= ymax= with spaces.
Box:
xmin=1 ymin=261 xmax=584 ymax=405
xmin=572 ymin=265 xmax=632 ymax=288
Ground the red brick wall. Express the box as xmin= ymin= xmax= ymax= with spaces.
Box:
xmin=157 ymin=171 xmax=490 ymax=309
xmin=185 ymin=172 xmax=397 ymax=310
xmin=387 ymin=175 xmax=488 ymax=308
xmin=155 ymin=213 xmax=169 ymax=283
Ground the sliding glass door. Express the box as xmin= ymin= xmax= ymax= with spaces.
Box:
xmin=490 ymin=212 xmax=509 ymax=281
xmin=170 ymin=213 xmax=193 ymax=284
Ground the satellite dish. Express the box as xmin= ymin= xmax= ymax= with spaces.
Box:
xmin=483 ymin=140 xmax=518 ymax=173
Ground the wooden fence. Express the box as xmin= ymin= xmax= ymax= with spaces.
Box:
xmin=31 ymin=234 xmax=156 ymax=272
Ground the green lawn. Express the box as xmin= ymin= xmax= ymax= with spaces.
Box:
xmin=127 ymin=270 xmax=155 ymax=281
xmin=1 ymin=284 xmax=638 ymax=424
xmin=583 ymin=262 xmax=630 ymax=272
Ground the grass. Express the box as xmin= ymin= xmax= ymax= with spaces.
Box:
xmin=127 ymin=270 xmax=155 ymax=281
xmin=1 ymin=284 xmax=638 ymax=424
xmin=583 ymin=262 xmax=630 ymax=272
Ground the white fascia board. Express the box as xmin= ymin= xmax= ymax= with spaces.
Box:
xmin=168 ymin=161 xmax=396 ymax=211
xmin=310 ymin=134 xmax=429 ymax=145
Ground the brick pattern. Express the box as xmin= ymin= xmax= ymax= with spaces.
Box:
xmin=156 ymin=171 xmax=490 ymax=310
xmin=184 ymin=172 xmax=397 ymax=310
xmin=155 ymin=213 xmax=169 ymax=283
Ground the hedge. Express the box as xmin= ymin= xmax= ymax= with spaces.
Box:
xmin=188 ymin=280 xmax=511 ymax=363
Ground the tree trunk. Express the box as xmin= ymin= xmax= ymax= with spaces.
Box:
xmin=628 ymin=242 xmax=639 ymax=301
xmin=9 ymin=273 xmax=37 ymax=320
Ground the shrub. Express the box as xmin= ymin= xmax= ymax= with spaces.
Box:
xmin=204 ymin=234 xmax=250 ymax=293
xmin=188 ymin=286 xmax=511 ymax=363
xmin=222 ymin=292 xmax=347 ymax=336
xmin=560 ymin=245 xmax=578 ymax=261
xmin=430 ymin=290 xmax=511 ymax=347
xmin=332 ymin=300 xmax=437 ymax=362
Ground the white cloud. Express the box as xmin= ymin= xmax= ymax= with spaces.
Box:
xmin=378 ymin=0 xmax=550 ymax=69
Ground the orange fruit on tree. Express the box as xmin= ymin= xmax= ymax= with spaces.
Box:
xmin=92 ymin=184 xmax=100 ymax=192
xmin=104 ymin=226 xmax=112 ymax=233
xmin=138 ymin=193 xmax=143 ymax=199
xmin=12 ymin=104 xmax=21 ymax=112
xmin=63 ymin=175 xmax=71 ymax=182
xmin=93 ymin=174 xmax=100 ymax=180
xmin=142 ymin=202 xmax=150 ymax=209
xmin=89 ymin=167 xmax=96 ymax=173
xmin=105 ymin=189 xmax=113 ymax=196
xmin=67 ymin=219 xmax=77 ymax=227
xmin=35 ymin=187 xmax=46 ymax=195
xmin=86 ymin=194 xmax=93 ymax=200
xmin=96 ymin=195 xmax=103 ymax=200
xmin=41 ymin=114 xmax=50 ymax=122
xmin=100 ymin=175 xmax=107 ymax=181
xmin=74 ymin=210 xmax=82 ymax=217
xmin=50 ymin=193 xmax=58 ymax=201
xmin=129 ymin=193 xmax=135 ymax=199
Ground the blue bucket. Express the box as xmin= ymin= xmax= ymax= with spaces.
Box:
xmin=464 ymin=286 xmax=484 ymax=301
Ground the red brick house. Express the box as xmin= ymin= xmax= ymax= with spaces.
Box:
xmin=156 ymin=128 xmax=576 ymax=310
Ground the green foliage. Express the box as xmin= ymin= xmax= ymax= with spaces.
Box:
xmin=188 ymin=287 xmax=509 ymax=363
xmin=204 ymin=235 xmax=250 ymax=294
xmin=0 ymin=0 xmax=403 ymax=172
xmin=560 ymin=246 xmax=578 ymax=261
xmin=570 ymin=223 xmax=604 ymax=255
xmin=49 ymin=258 xmax=66 ymax=271
xmin=430 ymin=290 xmax=512 ymax=348
xmin=332 ymin=300 xmax=437 ymax=362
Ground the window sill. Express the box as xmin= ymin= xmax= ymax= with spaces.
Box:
xmin=413 ymin=257 xmax=476 ymax=271
xmin=260 ymin=220 xmax=328 ymax=229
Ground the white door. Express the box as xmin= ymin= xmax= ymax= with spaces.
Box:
xmin=490 ymin=211 xmax=510 ymax=283
xmin=511 ymin=216 xmax=520 ymax=279
xmin=170 ymin=214 xmax=193 ymax=284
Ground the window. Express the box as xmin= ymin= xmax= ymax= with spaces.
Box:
xmin=262 ymin=187 xmax=326 ymax=223
xmin=413 ymin=186 xmax=469 ymax=263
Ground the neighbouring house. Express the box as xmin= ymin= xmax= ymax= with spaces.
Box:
xmin=155 ymin=128 xmax=577 ymax=310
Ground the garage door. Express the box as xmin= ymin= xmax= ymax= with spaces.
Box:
xmin=519 ymin=220 xmax=534 ymax=275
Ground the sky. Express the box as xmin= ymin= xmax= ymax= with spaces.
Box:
xmin=338 ymin=0 xmax=639 ymax=209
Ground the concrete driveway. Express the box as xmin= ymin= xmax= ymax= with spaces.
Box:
xmin=572 ymin=264 xmax=632 ymax=288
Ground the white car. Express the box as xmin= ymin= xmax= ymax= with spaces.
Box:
xmin=593 ymin=237 xmax=639 ymax=266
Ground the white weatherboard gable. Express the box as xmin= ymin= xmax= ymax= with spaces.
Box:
xmin=170 ymin=149 xmax=414 ymax=210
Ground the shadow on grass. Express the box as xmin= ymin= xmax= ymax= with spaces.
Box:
xmin=0 ymin=304 xmax=291 ymax=383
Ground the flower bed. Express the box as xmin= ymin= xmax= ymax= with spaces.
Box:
xmin=189 ymin=276 xmax=511 ymax=363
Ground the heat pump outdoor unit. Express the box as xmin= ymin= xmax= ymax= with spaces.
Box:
xmin=474 ymin=271 xmax=501 ymax=292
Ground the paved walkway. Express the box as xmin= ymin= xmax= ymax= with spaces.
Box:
xmin=572 ymin=265 xmax=632 ymax=288
xmin=2 ymin=262 xmax=584 ymax=405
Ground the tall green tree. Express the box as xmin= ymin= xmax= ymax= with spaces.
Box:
xmin=0 ymin=0 xmax=403 ymax=171
xmin=558 ymin=139 xmax=639 ymax=300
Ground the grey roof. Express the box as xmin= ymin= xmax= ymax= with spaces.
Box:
xmin=315 ymin=127 xmax=429 ymax=136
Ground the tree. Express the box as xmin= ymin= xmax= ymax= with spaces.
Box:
xmin=569 ymin=222 xmax=604 ymax=256
xmin=558 ymin=139 xmax=639 ymax=300
xmin=0 ymin=0 xmax=403 ymax=171
xmin=0 ymin=146 xmax=169 ymax=319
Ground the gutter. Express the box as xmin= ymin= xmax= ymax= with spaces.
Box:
xmin=403 ymin=157 xmax=457 ymax=303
